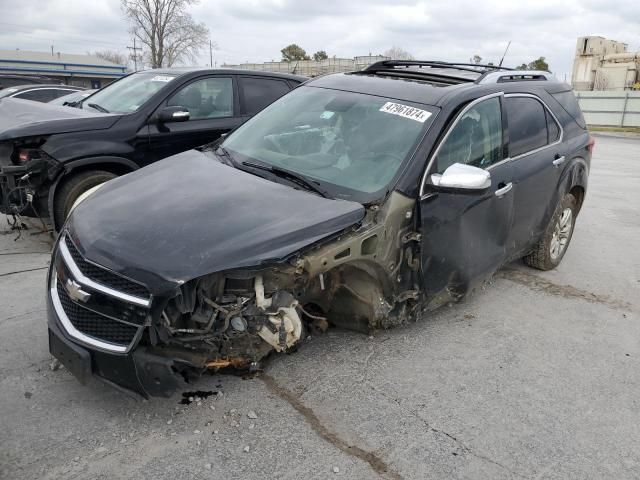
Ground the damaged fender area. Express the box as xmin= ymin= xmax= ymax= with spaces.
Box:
xmin=146 ymin=191 xmax=422 ymax=379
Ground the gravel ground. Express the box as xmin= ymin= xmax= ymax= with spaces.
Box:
xmin=0 ymin=133 xmax=638 ymax=480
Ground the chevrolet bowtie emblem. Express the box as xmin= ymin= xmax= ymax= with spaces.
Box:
xmin=65 ymin=278 xmax=91 ymax=303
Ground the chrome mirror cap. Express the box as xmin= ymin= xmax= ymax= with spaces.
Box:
xmin=431 ymin=163 xmax=491 ymax=191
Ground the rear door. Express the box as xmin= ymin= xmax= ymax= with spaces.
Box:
xmin=238 ymin=76 xmax=293 ymax=120
xmin=504 ymin=94 xmax=565 ymax=255
xmin=146 ymin=75 xmax=243 ymax=161
xmin=419 ymin=93 xmax=515 ymax=301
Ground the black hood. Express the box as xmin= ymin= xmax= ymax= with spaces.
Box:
xmin=0 ymin=98 xmax=121 ymax=141
xmin=67 ymin=150 xmax=365 ymax=294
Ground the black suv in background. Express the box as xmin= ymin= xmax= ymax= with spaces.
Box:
xmin=0 ymin=68 xmax=306 ymax=228
xmin=48 ymin=61 xmax=591 ymax=397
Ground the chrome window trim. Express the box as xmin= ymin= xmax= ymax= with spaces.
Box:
xmin=503 ymin=93 xmax=564 ymax=160
xmin=419 ymin=92 xmax=504 ymax=197
xmin=59 ymin=236 xmax=151 ymax=308
xmin=50 ymin=273 xmax=129 ymax=353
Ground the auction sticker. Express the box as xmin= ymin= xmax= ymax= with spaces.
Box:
xmin=379 ymin=102 xmax=431 ymax=123
xmin=150 ymin=75 xmax=174 ymax=82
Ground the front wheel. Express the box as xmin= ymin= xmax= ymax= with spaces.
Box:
xmin=523 ymin=193 xmax=577 ymax=271
xmin=53 ymin=170 xmax=117 ymax=227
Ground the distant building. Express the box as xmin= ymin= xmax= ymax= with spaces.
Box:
xmin=222 ymin=55 xmax=390 ymax=77
xmin=572 ymin=36 xmax=639 ymax=91
xmin=0 ymin=49 xmax=127 ymax=89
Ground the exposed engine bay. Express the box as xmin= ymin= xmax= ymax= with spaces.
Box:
xmin=148 ymin=191 xmax=423 ymax=373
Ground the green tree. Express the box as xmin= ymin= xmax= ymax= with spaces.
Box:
xmin=472 ymin=54 xmax=482 ymax=64
xmin=313 ymin=50 xmax=328 ymax=61
xmin=281 ymin=44 xmax=310 ymax=62
xmin=516 ymin=56 xmax=550 ymax=71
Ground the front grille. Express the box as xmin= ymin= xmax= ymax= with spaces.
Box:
xmin=64 ymin=236 xmax=149 ymax=298
xmin=52 ymin=233 xmax=151 ymax=351
xmin=57 ymin=280 xmax=139 ymax=346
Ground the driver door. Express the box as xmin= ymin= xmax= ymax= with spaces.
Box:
xmin=146 ymin=75 xmax=243 ymax=162
xmin=419 ymin=93 xmax=515 ymax=302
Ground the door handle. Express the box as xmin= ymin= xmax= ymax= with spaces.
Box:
xmin=552 ymin=156 xmax=566 ymax=167
xmin=495 ymin=182 xmax=512 ymax=198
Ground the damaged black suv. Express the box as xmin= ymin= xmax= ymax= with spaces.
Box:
xmin=47 ymin=61 xmax=592 ymax=398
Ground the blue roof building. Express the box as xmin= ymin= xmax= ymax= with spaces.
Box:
xmin=0 ymin=49 xmax=128 ymax=89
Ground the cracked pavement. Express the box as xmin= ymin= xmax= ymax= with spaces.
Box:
xmin=1 ymin=133 xmax=639 ymax=479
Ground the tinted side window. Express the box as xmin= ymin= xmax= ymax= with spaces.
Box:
xmin=551 ymin=90 xmax=586 ymax=128
xmin=546 ymin=109 xmax=560 ymax=143
xmin=239 ymin=77 xmax=290 ymax=115
xmin=434 ymin=96 xmax=503 ymax=173
xmin=15 ymin=89 xmax=65 ymax=102
xmin=506 ymin=97 xmax=548 ymax=157
xmin=168 ymin=77 xmax=233 ymax=120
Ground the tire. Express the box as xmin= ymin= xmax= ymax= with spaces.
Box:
xmin=53 ymin=170 xmax=117 ymax=227
xmin=523 ymin=193 xmax=578 ymax=271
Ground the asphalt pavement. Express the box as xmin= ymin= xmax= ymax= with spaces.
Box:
xmin=0 ymin=133 xmax=638 ymax=479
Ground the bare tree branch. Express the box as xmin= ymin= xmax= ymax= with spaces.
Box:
xmin=384 ymin=46 xmax=414 ymax=60
xmin=121 ymin=0 xmax=210 ymax=68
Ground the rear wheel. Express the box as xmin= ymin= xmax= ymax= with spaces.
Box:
xmin=523 ymin=193 xmax=577 ymax=271
xmin=53 ymin=170 xmax=116 ymax=227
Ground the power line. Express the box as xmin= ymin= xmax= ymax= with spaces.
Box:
xmin=127 ymin=38 xmax=143 ymax=71
xmin=0 ymin=22 xmax=127 ymax=49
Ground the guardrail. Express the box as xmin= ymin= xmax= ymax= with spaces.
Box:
xmin=575 ymin=91 xmax=640 ymax=127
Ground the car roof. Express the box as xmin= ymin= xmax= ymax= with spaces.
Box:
xmin=2 ymin=84 xmax=84 ymax=92
xmin=307 ymin=73 xmax=467 ymax=106
xmin=133 ymin=67 xmax=308 ymax=83
xmin=306 ymin=60 xmax=567 ymax=107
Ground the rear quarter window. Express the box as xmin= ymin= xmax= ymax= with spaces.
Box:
xmin=505 ymin=96 xmax=548 ymax=157
xmin=551 ymin=90 xmax=586 ymax=129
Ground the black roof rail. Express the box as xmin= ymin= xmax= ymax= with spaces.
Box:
xmin=362 ymin=60 xmax=513 ymax=75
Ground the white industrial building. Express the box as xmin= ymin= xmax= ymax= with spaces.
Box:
xmin=222 ymin=55 xmax=390 ymax=77
xmin=572 ymin=36 xmax=639 ymax=91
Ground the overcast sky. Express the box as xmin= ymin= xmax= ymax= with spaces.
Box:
xmin=0 ymin=0 xmax=639 ymax=79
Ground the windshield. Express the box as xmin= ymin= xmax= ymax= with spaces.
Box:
xmin=81 ymin=72 xmax=177 ymax=114
xmin=223 ymin=86 xmax=435 ymax=200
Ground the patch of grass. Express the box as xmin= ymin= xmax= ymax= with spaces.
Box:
xmin=588 ymin=125 xmax=640 ymax=134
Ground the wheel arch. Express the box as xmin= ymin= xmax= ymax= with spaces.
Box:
xmin=48 ymin=156 xmax=139 ymax=230
xmin=562 ymin=156 xmax=588 ymax=214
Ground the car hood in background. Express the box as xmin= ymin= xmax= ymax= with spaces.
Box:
xmin=0 ymin=98 xmax=120 ymax=141
xmin=66 ymin=150 xmax=365 ymax=294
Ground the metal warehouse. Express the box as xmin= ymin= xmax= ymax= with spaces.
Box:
xmin=0 ymin=49 xmax=127 ymax=89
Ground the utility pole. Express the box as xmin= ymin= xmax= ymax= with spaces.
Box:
xmin=209 ymin=40 xmax=213 ymax=68
xmin=127 ymin=37 xmax=142 ymax=71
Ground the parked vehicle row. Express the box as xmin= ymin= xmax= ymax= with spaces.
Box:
xmin=0 ymin=68 xmax=305 ymax=228
xmin=40 ymin=61 xmax=591 ymax=397
xmin=0 ymin=83 xmax=84 ymax=103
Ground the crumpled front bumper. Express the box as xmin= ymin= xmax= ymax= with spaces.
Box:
xmin=47 ymin=295 xmax=188 ymax=399
xmin=0 ymin=164 xmax=28 ymax=214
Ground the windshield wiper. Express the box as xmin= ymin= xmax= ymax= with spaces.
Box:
xmin=213 ymin=145 xmax=235 ymax=167
xmin=242 ymin=161 xmax=331 ymax=198
xmin=87 ymin=103 xmax=109 ymax=113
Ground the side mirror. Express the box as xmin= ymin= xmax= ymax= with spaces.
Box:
xmin=430 ymin=163 xmax=491 ymax=193
xmin=157 ymin=106 xmax=190 ymax=123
